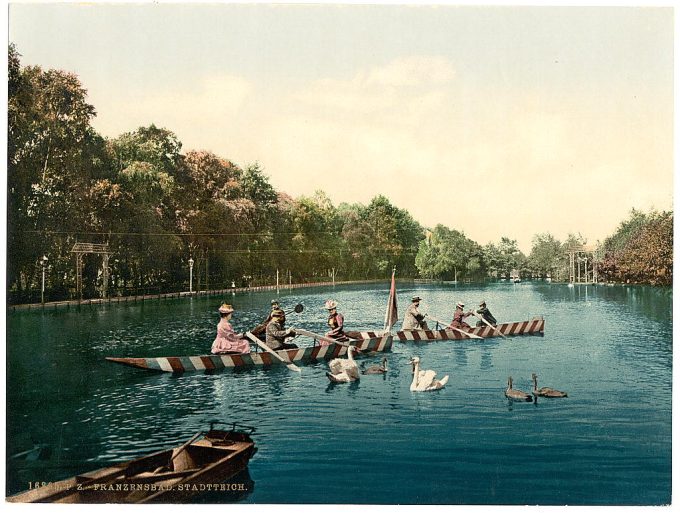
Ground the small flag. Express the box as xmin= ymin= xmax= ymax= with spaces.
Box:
xmin=384 ymin=268 xmax=398 ymax=333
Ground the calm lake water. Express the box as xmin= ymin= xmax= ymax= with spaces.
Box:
xmin=6 ymin=281 xmax=672 ymax=505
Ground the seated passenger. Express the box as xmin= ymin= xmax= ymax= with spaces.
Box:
xmin=211 ymin=303 xmax=250 ymax=354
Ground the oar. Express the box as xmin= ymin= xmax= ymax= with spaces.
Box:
xmin=293 ymin=328 xmax=359 ymax=349
xmin=472 ymin=312 xmax=507 ymax=339
xmin=245 ymin=331 xmax=301 ymax=373
xmin=425 ymin=314 xmax=484 ymax=340
xmin=286 ymin=303 xmax=304 ymax=315
xmin=152 ymin=431 xmax=203 ymax=474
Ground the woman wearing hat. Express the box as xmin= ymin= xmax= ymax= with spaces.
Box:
xmin=401 ymin=296 xmax=429 ymax=330
xmin=321 ymin=299 xmax=349 ymax=346
xmin=449 ymin=302 xmax=473 ymax=330
xmin=211 ymin=304 xmax=250 ymax=354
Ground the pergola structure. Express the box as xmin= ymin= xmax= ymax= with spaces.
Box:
xmin=567 ymin=244 xmax=598 ymax=284
xmin=71 ymin=243 xmax=112 ymax=299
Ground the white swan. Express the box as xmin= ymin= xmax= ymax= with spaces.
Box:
xmin=327 ymin=346 xmax=360 ymax=383
xmin=409 ymin=357 xmax=449 ymax=392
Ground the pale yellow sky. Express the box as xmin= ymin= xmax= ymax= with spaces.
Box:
xmin=8 ymin=4 xmax=674 ymax=252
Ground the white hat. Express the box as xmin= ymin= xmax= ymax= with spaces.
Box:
xmin=456 ymin=302 xmax=465 ymax=309
xmin=324 ymin=299 xmax=338 ymax=310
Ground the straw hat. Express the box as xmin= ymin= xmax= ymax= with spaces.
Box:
xmin=271 ymin=308 xmax=285 ymax=318
xmin=324 ymin=299 xmax=338 ymax=310
xmin=218 ymin=303 xmax=234 ymax=314
xmin=456 ymin=302 xmax=465 ymax=309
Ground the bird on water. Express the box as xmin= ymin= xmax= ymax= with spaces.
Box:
xmin=504 ymin=376 xmax=533 ymax=402
xmin=531 ymin=373 xmax=568 ymax=398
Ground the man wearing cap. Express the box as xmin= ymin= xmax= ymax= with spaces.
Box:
xmin=251 ymin=299 xmax=281 ymax=340
xmin=265 ymin=308 xmax=298 ymax=351
xmin=449 ymin=302 xmax=473 ymax=330
xmin=402 ymin=296 xmax=429 ymax=330
xmin=475 ymin=301 xmax=497 ymax=327
xmin=211 ymin=304 xmax=251 ymax=354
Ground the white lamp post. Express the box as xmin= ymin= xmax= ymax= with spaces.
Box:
xmin=188 ymin=258 xmax=194 ymax=293
xmin=41 ymin=255 xmax=48 ymax=304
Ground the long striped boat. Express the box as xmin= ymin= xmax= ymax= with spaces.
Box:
xmin=396 ymin=317 xmax=544 ymax=342
xmin=106 ymin=331 xmax=392 ymax=373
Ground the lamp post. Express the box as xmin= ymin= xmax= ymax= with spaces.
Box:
xmin=41 ymin=255 xmax=48 ymax=304
xmin=188 ymin=258 xmax=194 ymax=293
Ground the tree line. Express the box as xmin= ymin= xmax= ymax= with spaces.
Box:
xmin=7 ymin=45 xmax=672 ymax=303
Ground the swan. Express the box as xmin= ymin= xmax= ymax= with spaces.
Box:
xmin=505 ymin=376 xmax=533 ymax=402
xmin=327 ymin=346 xmax=360 ymax=383
xmin=532 ymin=373 xmax=568 ymax=398
xmin=362 ymin=357 xmax=388 ymax=375
xmin=409 ymin=357 xmax=449 ymax=392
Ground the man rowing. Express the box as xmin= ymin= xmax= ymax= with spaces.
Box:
xmin=475 ymin=300 xmax=497 ymax=327
xmin=265 ymin=308 xmax=298 ymax=351
xmin=251 ymin=299 xmax=281 ymax=341
xmin=402 ymin=296 xmax=429 ymax=330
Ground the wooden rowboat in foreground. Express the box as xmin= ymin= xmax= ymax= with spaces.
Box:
xmin=396 ymin=317 xmax=544 ymax=342
xmin=7 ymin=425 xmax=257 ymax=504
xmin=106 ymin=331 xmax=392 ymax=373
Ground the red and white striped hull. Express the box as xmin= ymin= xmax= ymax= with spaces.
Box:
xmin=396 ymin=317 xmax=544 ymax=342
xmin=106 ymin=332 xmax=392 ymax=373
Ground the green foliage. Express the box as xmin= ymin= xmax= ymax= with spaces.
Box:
xmin=415 ymin=225 xmax=484 ymax=280
xmin=528 ymin=233 xmax=562 ymax=277
xmin=7 ymin=45 xmax=672 ymax=301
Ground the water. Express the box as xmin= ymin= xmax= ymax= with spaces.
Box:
xmin=6 ymin=282 xmax=672 ymax=505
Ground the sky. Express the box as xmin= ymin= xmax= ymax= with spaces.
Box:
xmin=7 ymin=3 xmax=674 ymax=253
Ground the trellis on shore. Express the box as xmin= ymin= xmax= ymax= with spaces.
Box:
xmin=71 ymin=243 xmax=112 ymax=299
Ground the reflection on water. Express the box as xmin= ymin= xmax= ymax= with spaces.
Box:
xmin=6 ymin=282 xmax=672 ymax=505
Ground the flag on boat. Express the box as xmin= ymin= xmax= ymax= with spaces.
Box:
xmin=383 ymin=268 xmax=398 ymax=333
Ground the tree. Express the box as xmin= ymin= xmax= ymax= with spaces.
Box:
xmin=528 ymin=233 xmax=562 ymax=277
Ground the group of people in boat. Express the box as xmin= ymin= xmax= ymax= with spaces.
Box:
xmin=210 ymin=298 xmax=350 ymax=355
xmin=401 ymin=295 xmax=497 ymax=331
xmin=210 ymin=294 xmax=498 ymax=356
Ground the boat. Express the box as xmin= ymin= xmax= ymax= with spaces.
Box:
xmin=396 ymin=317 xmax=544 ymax=342
xmin=7 ymin=424 xmax=257 ymax=504
xmin=106 ymin=330 xmax=392 ymax=373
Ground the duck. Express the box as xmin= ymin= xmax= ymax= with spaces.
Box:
xmin=361 ymin=357 xmax=388 ymax=375
xmin=409 ymin=357 xmax=449 ymax=392
xmin=504 ymin=376 xmax=533 ymax=402
xmin=531 ymin=373 xmax=568 ymax=398
xmin=326 ymin=346 xmax=360 ymax=383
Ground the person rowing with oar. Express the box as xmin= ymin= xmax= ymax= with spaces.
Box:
xmin=401 ymin=296 xmax=429 ymax=331
xmin=251 ymin=299 xmax=281 ymax=341
xmin=449 ymin=302 xmax=474 ymax=330
xmin=265 ymin=308 xmax=298 ymax=351
xmin=475 ymin=300 xmax=497 ymax=327
xmin=319 ymin=299 xmax=350 ymax=346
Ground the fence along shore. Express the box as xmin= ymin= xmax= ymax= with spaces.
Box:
xmin=8 ymin=279 xmax=385 ymax=311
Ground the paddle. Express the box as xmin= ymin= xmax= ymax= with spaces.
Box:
xmin=472 ymin=311 xmax=507 ymax=339
xmin=286 ymin=303 xmax=304 ymax=315
xmin=244 ymin=331 xmax=302 ymax=373
xmin=293 ymin=328 xmax=359 ymax=349
xmin=152 ymin=431 xmax=203 ymax=474
xmin=424 ymin=314 xmax=484 ymax=340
